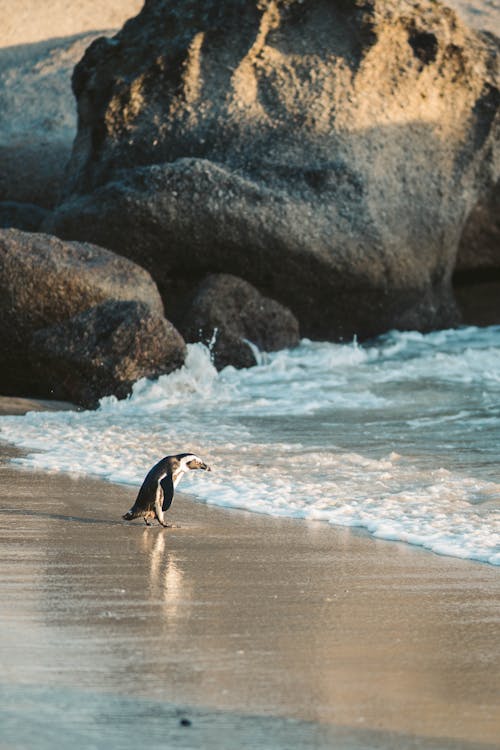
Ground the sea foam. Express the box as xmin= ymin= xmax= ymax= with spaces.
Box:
xmin=1 ymin=328 xmax=499 ymax=566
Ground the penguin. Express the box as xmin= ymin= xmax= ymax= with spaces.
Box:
xmin=122 ymin=453 xmax=211 ymax=526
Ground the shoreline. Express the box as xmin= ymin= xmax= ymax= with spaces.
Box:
xmin=1 ymin=405 xmax=499 ymax=748
xmin=1 ymin=0 xmax=499 ymax=741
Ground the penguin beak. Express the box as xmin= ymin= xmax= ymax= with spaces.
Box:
xmin=203 ymin=463 xmax=212 ymax=472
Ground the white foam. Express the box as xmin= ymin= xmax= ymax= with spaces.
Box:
xmin=1 ymin=328 xmax=499 ymax=566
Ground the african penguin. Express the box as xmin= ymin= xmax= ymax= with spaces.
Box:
xmin=122 ymin=453 xmax=211 ymax=527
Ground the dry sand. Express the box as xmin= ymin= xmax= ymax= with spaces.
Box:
xmin=0 ymin=434 xmax=499 ymax=749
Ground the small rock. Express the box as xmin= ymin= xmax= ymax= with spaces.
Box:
xmin=180 ymin=273 xmax=300 ymax=370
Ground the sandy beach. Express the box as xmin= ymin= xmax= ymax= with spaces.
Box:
xmin=0 ymin=1 xmax=499 ymax=747
xmin=0 ymin=427 xmax=499 ymax=749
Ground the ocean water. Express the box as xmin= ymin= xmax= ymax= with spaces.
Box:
xmin=1 ymin=326 xmax=499 ymax=566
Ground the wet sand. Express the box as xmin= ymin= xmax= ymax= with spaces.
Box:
xmin=0 ymin=436 xmax=499 ymax=749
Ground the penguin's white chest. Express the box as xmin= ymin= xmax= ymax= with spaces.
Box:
xmin=172 ymin=469 xmax=185 ymax=488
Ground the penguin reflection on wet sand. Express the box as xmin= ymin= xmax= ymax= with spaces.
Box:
xmin=123 ymin=453 xmax=211 ymax=527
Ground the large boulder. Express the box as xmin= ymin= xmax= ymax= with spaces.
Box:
xmin=0 ymin=33 xmax=115 ymax=210
xmin=0 ymin=228 xmax=167 ymax=396
xmin=0 ymin=0 xmax=143 ymax=210
xmin=31 ymin=300 xmax=186 ymax=409
xmin=0 ymin=228 xmax=164 ymax=335
xmin=453 ymin=180 xmax=500 ymax=325
xmin=180 ymin=273 xmax=300 ymax=369
xmin=456 ymin=182 xmax=500 ymax=274
xmin=46 ymin=0 xmax=499 ymax=340
xmin=0 ymin=34 xmax=90 ymax=209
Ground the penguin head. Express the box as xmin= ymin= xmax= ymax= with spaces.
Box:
xmin=188 ymin=457 xmax=211 ymax=472
xmin=178 ymin=454 xmax=212 ymax=472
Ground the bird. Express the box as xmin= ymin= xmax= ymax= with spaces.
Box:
xmin=122 ymin=453 xmax=211 ymax=527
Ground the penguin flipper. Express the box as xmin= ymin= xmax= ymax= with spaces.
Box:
xmin=160 ymin=474 xmax=175 ymax=512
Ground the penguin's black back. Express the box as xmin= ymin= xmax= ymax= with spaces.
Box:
xmin=126 ymin=454 xmax=194 ymax=516
xmin=131 ymin=456 xmax=173 ymax=513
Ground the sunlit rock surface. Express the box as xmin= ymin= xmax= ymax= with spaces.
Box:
xmin=46 ymin=0 xmax=499 ymax=339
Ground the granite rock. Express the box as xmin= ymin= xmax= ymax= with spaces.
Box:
xmin=31 ymin=300 xmax=186 ymax=409
xmin=46 ymin=0 xmax=499 ymax=338
xmin=0 ymin=228 xmax=166 ymax=397
xmin=180 ymin=273 xmax=300 ymax=369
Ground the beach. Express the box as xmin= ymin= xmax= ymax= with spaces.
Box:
xmin=1 ymin=1 xmax=499 ymax=747
xmin=1 ymin=414 xmax=499 ymax=749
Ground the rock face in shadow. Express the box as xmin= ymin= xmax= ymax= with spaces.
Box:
xmin=456 ymin=182 xmax=500 ymax=274
xmin=0 ymin=228 xmax=184 ymax=401
xmin=180 ymin=273 xmax=300 ymax=369
xmin=0 ymin=202 xmax=50 ymax=232
xmin=46 ymin=0 xmax=499 ymax=339
xmin=31 ymin=300 xmax=186 ymax=409
xmin=453 ymin=179 xmax=500 ymax=325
